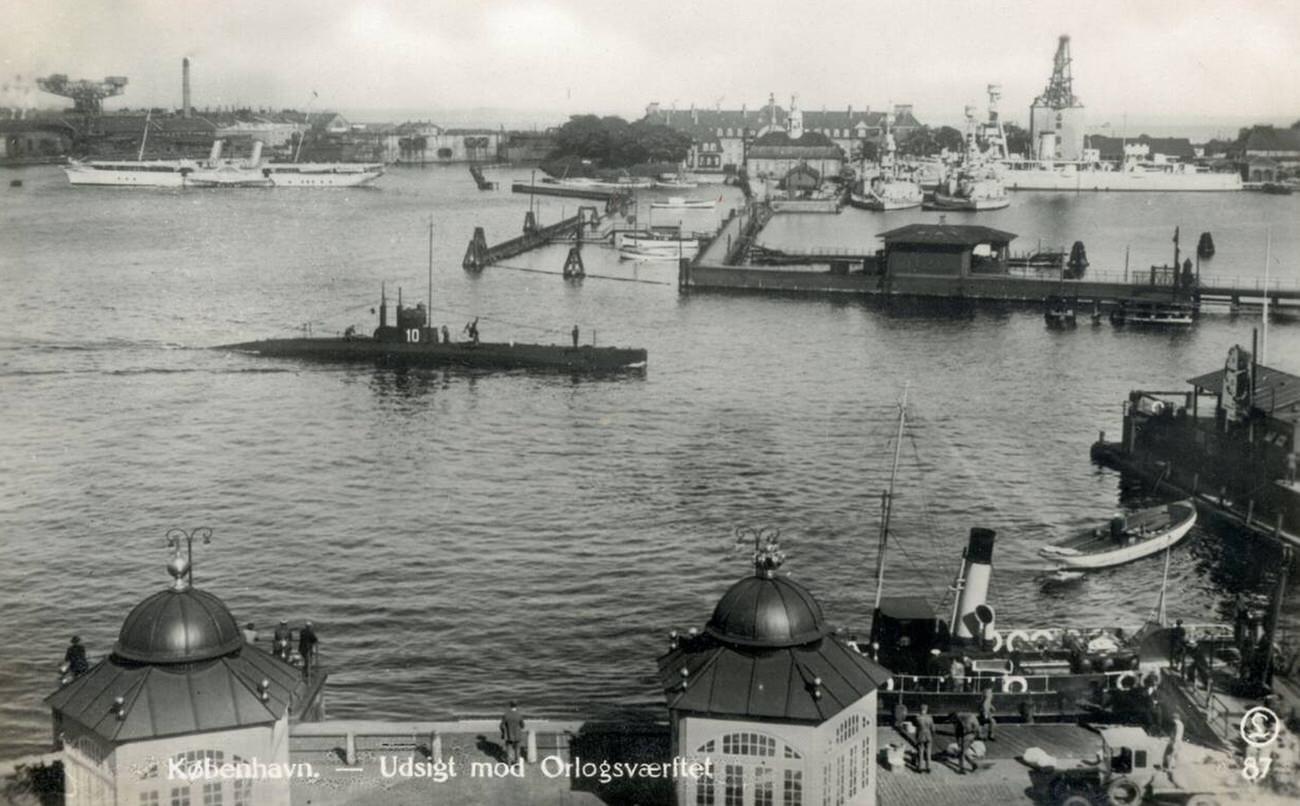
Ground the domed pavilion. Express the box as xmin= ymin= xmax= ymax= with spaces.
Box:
xmin=45 ymin=553 xmax=320 ymax=806
xmin=659 ymin=540 xmax=890 ymax=806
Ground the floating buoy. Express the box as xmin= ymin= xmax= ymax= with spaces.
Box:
xmin=1067 ymin=240 xmax=1088 ymax=278
xmin=1197 ymin=231 xmax=1215 ymax=259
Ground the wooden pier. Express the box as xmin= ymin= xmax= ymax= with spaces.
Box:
xmin=1091 ymin=439 xmax=1300 ymax=553
xmin=468 ymin=164 xmax=496 ymax=191
xmin=682 ymin=222 xmax=1300 ymax=309
xmin=462 ymin=208 xmax=601 ymax=271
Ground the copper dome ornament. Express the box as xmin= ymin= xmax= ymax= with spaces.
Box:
xmin=704 ymin=532 xmax=829 ymax=649
xmin=112 ymin=550 xmax=244 ymax=665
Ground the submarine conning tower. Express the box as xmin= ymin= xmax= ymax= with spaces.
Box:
xmin=953 ymin=527 xmax=996 ymax=642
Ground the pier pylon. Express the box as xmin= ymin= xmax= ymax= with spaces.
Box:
xmin=562 ymin=246 xmax=585 ymax=280
xmin=462 ymin=227 xmax=489 ymax=272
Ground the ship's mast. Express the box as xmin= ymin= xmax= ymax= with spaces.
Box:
xmin=1263 ymin=228 xmax=1271 ymax=363
xmin=985 ymin=84 xmax=1007 ymax=161
xmin=872 ymin=384 xmax=909 ymax=612
xmin=137 ymin=109 xmax=152 ymax=162
xmin=427 ymin=216 xmax=434 ymax=335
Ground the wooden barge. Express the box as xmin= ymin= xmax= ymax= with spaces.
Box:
xmin=1089 ymin=344 xmax=1300 ymax=553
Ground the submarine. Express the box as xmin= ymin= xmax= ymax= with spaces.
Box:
xmin=218 ymin=286 xmax=647 ymax=374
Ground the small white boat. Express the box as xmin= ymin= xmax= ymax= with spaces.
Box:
xmin=1038 ymin=500 xmax=1197 ymax=570
xmin=649 ymin=196 xmax=716 ymax=210
xmin=654 ymin=175 xmax=698 ymax=189
xmin=618 ymin=233 xmax=699 ymax=261
xmin=618 ymin=246 xmax=691 ymax=261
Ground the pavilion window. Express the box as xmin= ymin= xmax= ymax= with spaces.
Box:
xmin=233 ymin=778 xmax=253 ymax=806
xmin=753 ymin=766 xmax=773 ymax=806
xmin=783 ymin=769 xmax=803 ymax=806
xmin=170 ymin=786 xmax=192 ymax=806
xmin=139 ymin=790 xmax=160 ymax=806
xmin=723 ymin=764 xmax=744 ymax=806
xmin=202 ymin=782 xmax=223 ymax=806
xmin=848 ymin=746 xmax=858 ymax=795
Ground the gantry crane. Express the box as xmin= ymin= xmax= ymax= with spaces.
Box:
xmin=35 ymin=74 xmax=128 ymax=115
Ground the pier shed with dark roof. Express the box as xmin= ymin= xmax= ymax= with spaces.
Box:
xmin=878 ymin=224 xmax=1017 ymax=278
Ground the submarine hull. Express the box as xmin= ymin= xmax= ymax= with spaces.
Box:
xmin=219 ymin=338 xmax=647 ymax=373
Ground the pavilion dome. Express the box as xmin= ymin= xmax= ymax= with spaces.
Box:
xmin=706 ymin=564 xmax=828 ymax=649
xmin=113 ymin=557 xmax=243 ymax=664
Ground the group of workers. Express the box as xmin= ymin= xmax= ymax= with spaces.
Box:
xmin=902 ymin=690 xmax=997 ymax=774
xmin=263 ymin=620 xmax=320 ymax=679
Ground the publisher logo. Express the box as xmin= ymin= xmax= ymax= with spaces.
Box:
xmin=1239 ymin=706 xmax=1280 ymax=749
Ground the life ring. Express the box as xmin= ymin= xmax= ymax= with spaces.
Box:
xmin=1006 ymin=630 xmax=1031 ymax=653
xmin=1115 ymin=671 xmax=1138 ymax=691
xmin=1002 ymin=675 xmax=1028 ymax=694
xmin=1030 ymin=629 xmax=1053 ymax=647
xmin=990 ymin=630 xmax=1004 ymax=653
xmin=1106 ymin=777 xmax=1142 ymax=805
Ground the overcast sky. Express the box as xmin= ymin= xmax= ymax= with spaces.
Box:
xmin=4 ymin=0 xmax=1298 ymax=131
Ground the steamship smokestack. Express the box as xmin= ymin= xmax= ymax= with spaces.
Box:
xmin=182 ymin=58 xmax=192 ymax=119
xmin=953 ymin=528 xmax=996 ymax=641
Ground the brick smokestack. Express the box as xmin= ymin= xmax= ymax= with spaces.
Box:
xmin=182 ymin=58 xmax=192 ymax=119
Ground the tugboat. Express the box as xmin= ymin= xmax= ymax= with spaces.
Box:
xmin=855 ymin=392 xmax=1187 ymax=723
xmin=218 ymin=286 xmax=647 ymax=373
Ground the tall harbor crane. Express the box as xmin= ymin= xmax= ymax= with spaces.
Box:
xmin=1028 ymin=35 xmax=1085 ymax=160
xmin=35 ymin=74 xmax=128 ymax=115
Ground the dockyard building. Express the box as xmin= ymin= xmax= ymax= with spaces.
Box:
xmin=384 ymin=122 xmax=502 ymax=164
xmin=45 ymin=554 xmax=325 ymax=806
xmin=1240 ymin=125 xmax=1300 ymax=166
xmin=642 ymin=97 xmax=919 ymax=176
xmin=660 ymin=544 xmax=890 ymax=806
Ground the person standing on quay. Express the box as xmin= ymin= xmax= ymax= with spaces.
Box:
xmin=572 ymin=324 xmax=580 ymax=348
xmin=298 ymin=621 xmax=318 ymax=679
xmin=500 ymin=701 xmax=526 ymax=764
xmin=273 ymin=620 xmax=292 ymax=661
xmin=954 ymin=712 xmax=979 ymax=774
xmin=63 ymin=636 xmax=89 ymax=680
xmin=913 ymin=704 xmax=934 ymax=773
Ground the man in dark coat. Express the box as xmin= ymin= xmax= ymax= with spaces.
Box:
xmin=913 ymin=704 xmax=935 ymax=773
xmin=298 ymin=622 xmax=318 ymax=679
xmin=500 ymin=701 xmax=526 ymax=764
xmin=63 ymin=636 xmax=89 ymax=679
xmin=1170 ymin=619 xmax=1187 ymax=671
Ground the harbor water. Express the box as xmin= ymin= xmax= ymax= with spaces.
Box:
xmin=1 ymin=166 xmax=1297 ymax=758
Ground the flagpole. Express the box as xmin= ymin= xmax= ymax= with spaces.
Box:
xmin=1262 ymin=228 xmax=1271 ymax=364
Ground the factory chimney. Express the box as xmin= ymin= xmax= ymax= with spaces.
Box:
xmin=182 ymin=58 xmax=192 ymax=119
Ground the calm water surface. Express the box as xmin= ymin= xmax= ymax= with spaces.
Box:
xmin=1 ymin=166 xmax=1298 ymax=757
